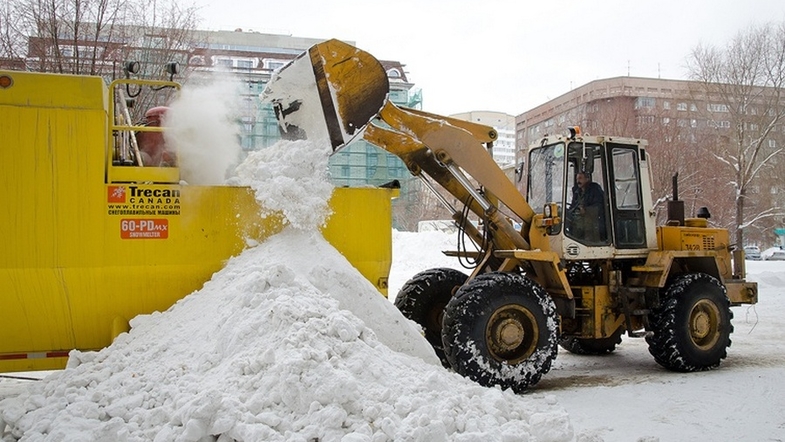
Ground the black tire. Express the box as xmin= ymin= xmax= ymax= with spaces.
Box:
xmin=560 ymin=331 xmax=622 ymax=355
xmin=646 ymin=273 xmax=733 ymax=372
xmin=394 ymin=268 xmax=468 ymax=367
xmin=442 ymin=272 xmax=559 ymax=392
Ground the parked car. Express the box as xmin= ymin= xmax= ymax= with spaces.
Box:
xmin=744 ymin=245 xmax=762 ymax=260
xmin=762 ymin=246 xmax=785 ymax=261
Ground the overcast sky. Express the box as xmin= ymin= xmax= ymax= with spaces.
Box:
xmin=198 ymin=0 xmax=785 ymax=116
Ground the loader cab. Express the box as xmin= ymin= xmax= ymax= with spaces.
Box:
xmin=527 ymin=133 xmax=656 ymax=259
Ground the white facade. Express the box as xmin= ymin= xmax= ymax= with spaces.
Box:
xmin=451 ymin=111 xmax=516 ymax=167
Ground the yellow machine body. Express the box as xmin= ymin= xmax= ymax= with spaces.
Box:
xmin=0 ymin=70 xmax=395 ymax=372
xmin=260 ymin=39 xmax=759 ymax=392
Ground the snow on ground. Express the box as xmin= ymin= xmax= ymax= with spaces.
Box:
xmin=1 ymin=141 xmax=783 ymax=441
xmin=390 ymin=229 xmax=785 ymax=442
xmin=2 ymin=228 xmax=784 ymax=442
xmin=0 ymin=142 xmax=571 ymax=442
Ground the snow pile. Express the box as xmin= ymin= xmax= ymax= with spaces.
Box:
xmin=0 ymin=140 xmax=573 ymax=441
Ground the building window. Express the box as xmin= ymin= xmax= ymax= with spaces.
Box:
xmin=263 ymin=59 xmax=286 ymax=71
xmin=709 ymin=120 xmax=731 ymax=129
xmin=663 ymin=101 xmax=670 ymax=110
xmin=769 ymin=139 xmax=777 ymax=148
xmin=386 ymin=68 xmax=401 ymax=78
xmin=662 ymin=117 xmax=670 ymax=125
xmin=677 ymin=102 xmax=687 ymax=111
xmin=637 ymin=115 xmax=655 ymax=124
xmin=143 ymin=35 xmax=167 ymax=49
xmin=690 ymin=104 xmax=698 ymax=112
xmin=635 ymin=97 xmax=655 ymax=109
xmin=708 ymin=103 xmax=729 ymax=113
xmin=236 ymin=59 xmax=253 ymax=69
xmin=388 ymin=89 xmax=407 ymax=104
xmin=215 ymin=58 xmax=232 ymax=67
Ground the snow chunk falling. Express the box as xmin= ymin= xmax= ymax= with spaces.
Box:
xmin=232 ymin=139 xmax=334 ymax=230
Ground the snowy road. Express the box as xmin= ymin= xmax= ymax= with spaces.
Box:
xmin=390 ymin=230 xmax=785 ymax=441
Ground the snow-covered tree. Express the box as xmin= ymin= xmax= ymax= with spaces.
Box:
xmin=687 ymin=21 xmax=785 ymax=248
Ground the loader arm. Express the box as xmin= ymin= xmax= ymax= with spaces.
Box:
xmin=262 ymin=38 xmax=537 ymax=253
xmin=369 ymin=102 xmax=533 ymax=249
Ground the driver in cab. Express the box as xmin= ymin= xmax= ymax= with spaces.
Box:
xmin=568 ymin=171 xmax=605 ymax=242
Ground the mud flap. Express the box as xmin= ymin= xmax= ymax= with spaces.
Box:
xmin=260 ymin=39 xmax=389 ymax=153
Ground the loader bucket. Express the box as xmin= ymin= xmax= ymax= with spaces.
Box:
xmin=261 ymin=39 xmax=390 ymax=152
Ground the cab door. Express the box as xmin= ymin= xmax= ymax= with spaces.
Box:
xmin=608 ymin=144 xmax=646 ymax=248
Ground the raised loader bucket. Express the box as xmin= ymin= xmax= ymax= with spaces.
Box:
xmin=261 ymin=39 xmax=389 ymax=152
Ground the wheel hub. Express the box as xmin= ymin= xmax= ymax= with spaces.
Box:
xmin=486 ymin=305 xmax=538 ymax=364
xmin=689 ymin=299 xmax=721 ymax=350
xmin=498 ymin=319 xmax=525 ymax=347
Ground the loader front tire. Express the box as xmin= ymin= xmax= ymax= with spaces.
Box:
xmin=442 ymin=272 xmax=559 ymax=393
xmin=394 ymin=268 xmax=468 ymax=367
xmin=646 ymin=273 xmax=733 ymax=372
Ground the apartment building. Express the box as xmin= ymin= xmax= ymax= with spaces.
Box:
xmin=451 ymin=110 xmax=516 ymax=167
xmin=515 ymin=76 xmax=785 ymax=245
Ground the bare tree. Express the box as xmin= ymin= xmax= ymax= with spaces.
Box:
xmin=0 ymin=1 xmax=25 ymax=64
xmin=123 ymin=0 xmax=201 ymax=80
xmin=687 ymin=21 xmax=785 ymax=248
xmin=1 ymin=0 xmax=201 ymax=81
xmin=393 ymin=177 xmax=456 ymax=231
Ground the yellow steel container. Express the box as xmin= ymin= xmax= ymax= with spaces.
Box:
xmin=0 ymin=70 xmax=395 ymax=372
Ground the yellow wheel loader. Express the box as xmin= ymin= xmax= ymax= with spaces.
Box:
xmin=264 ymin=39 xmax=758 ymax=392
xmin=0 ymin=69 xmax=397 ymax=373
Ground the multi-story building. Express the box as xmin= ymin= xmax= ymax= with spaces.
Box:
xmin=515 ymin=75 xmax=785 ymax=246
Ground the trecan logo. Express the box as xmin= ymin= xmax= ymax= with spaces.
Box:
xmin=108 ymin=186 xmax=126 ymax=203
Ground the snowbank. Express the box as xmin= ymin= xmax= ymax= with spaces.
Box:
xmin=0 ymin=141 xmax=572 ymax=441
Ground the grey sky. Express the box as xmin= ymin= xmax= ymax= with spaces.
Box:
xmin=199 ymin=0 xmax=785 ymax=116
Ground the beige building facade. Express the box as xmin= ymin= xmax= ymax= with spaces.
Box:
xmin=514 ymin=76 xmax=785 ymax=247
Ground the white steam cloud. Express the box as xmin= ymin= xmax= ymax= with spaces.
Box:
xmin=164 ymin=77 xmax=244 ymax=185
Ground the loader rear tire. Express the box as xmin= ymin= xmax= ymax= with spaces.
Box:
xmin=442 ymin=272 xmax=559 ymax=393
xmin=394 ymin=268 xmax=468 ymax=367
xmin=646 ymin=273 xmax=733 ymax=372
xmin=559 ymin=331 xmax=622 ymax=355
